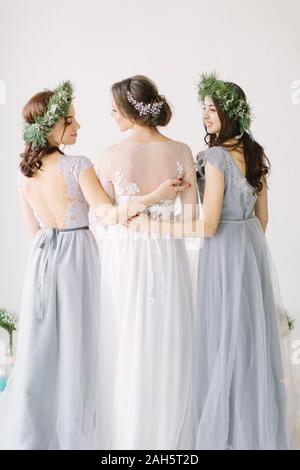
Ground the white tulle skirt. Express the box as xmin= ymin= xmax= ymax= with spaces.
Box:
xmin=96 ymin=226 xmax=195 ymax=450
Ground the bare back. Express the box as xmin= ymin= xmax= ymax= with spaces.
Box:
xmin=18 ymin=153 xmax=94 ymax=231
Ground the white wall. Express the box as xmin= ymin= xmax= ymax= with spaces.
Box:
xmin=0 ymin=0 xmax=299 ymax=345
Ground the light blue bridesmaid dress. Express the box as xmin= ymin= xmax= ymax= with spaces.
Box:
xmin=0 ymin=155 xmax=100 ymax=450
xmin=193 ymin=146 xmax=289 ymax=450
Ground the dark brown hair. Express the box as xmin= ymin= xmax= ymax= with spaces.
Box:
xmin=20 ymin=91 xmax=66 ymax=177
xmin=111 ymin=75 xmax=172 ymax=128
xmin=205 ymin=82 xmax=270 ymax=194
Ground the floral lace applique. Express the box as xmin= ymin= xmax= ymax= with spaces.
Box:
xmin=112 ymin=168 xmax=141 ymax=202
xmin=112 ymin=160 xmax=184 ymax=220
xmin=197 ymin=151 xmax=255 ymax=197
xmin=225 ymin=154 xmax=256 ymax=197
xmin=57 ymin=155 xmax=92 ymax=228
xmin=177 ymin=161 xmax=184 ymax=176
xmin=149 ymin=160 xmax=184 ymax=221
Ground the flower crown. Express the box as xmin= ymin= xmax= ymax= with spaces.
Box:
xmin=23 ymin=80 xmax=74 ymax=149
xmin=126 ymin=91 xmax=163 ymax=117
xmin=197 ymin=73 xmax=252 ymax=134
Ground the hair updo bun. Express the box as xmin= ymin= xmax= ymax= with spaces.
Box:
xmin=20 ymin=90 xmax=63 ymax=177
xmin=111 ymin=75 xmax=172 ymax=128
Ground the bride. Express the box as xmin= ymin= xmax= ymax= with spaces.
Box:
xmin=97 ymin=75 xmax=198 ymax=450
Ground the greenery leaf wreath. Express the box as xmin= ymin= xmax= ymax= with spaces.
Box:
xmin=197 ymin=72 xmax=252 ymax=134
xmin=23 ymin=80 xmax=74 ymax=150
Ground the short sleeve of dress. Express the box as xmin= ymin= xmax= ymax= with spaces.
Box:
xmin=76 ymin=156 xmax=94 ymax=180
xmin=196 ymin=147 xmax=227 ymax=176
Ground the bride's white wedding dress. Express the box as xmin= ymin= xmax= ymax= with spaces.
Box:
xmin=96 ymin=139 xmax=198 ymax=450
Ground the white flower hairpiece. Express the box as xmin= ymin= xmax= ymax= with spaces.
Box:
xmin=126 ymin=91 xmax=163 ymax=117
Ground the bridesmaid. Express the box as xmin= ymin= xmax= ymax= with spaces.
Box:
xmin=193 ymin=74 xmax=290 ymax=450
xmin=0 ymin=81 xmax=184 ymax=449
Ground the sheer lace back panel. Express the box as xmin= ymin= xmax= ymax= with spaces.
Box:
xmin=98 ymin=140 xmax=197 ymax=221
xmin=19 ymin=154 xmax=93 ymax=229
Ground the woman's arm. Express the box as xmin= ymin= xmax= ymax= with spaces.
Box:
xmin=127 ymin=161 xmax=224 ymax=239
xmin=254 ymin=178 xmax=268 ymax=232
xmin=200 ymin=162 xmax=224 ymax=237
xmin=159 ymin=160 xmax=224 ymax=238
xmin=79 ymin=167 xmax=188 ymax=226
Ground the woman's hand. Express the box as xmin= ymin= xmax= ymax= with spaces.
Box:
xmin=150 ymin=174 xmax=191 ymax=204
xmin=123 ymin=213 xmax=151 ymax=232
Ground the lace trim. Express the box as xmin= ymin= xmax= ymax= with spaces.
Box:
xmin=226 ymin=158 xmax=255 ymax=196
xmin=197 ymin=152 xmax=255 ymax=196
xmin=177 ymin=161 xmax=184 ymax=176
xmin=57 ymin=155 xmax=92 ymax=228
